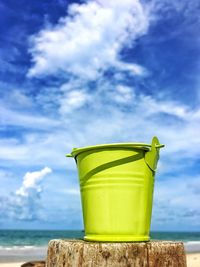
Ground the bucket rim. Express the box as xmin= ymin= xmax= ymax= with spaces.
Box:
xmin=67 ymin=142 xmax=164 ymax=157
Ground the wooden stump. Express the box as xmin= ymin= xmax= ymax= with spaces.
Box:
xmin=46 ymin=239 xmax=187 ymax=267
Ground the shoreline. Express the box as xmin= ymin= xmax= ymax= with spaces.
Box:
xmin=0 ymin=246 xmax=47 ymax=264
xmin=0 ymin=243 xmax=200 ymax=266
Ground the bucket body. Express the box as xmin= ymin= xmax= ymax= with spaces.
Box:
xmin=67 ymin=137 xmax=164 ymax=242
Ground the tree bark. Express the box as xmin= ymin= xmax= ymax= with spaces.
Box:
xmin=46 ymin=239 xmax=187 ymax=267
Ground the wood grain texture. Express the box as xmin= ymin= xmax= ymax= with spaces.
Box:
xmin=46 ymin=239 xmax=187 ymax=267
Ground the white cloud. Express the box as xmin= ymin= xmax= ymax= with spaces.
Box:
xmin=1 ymin=90 xmax=33 ymax=109
xmin=0 ymin=104 xmax=60 ymax=130
xmin=114 ymin=85 xmax=135 ymax=103
xmin=1 ymin=88 xmax=200 ymax=172
xmin=0 ymin=132 xmax=70 ymax=167
xmin=0 ymin=167 xmax=52 ymax=221
xmin=151 ymin=0 xmax=200 ymax=19
xmin=153 ymin=175 xmax=200 ymax=227
xmin=59 ymin=90 xmax=91 ymax=114
xmin=114 ymin=61 xmax=148 ymax=76
xmin=16 ymin=167 xmax=52 ymax=197
xmin=28 ymin=0 xmax=149 ymax=78
xmin=64 ymin=188 xmax=80 ymax=195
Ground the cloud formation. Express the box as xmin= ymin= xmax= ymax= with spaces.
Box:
xmin=28 ymin=0 xmax=149 ymax=78
xmin=1 ymin=88 xmax=200 ymax=173
xmin=0 ymin=167 xmax=52 ymax=221
xmin=153 ymin=175 xmax=200 ymax=229
xmin=5 ymin=0 xmax=200 ymax=173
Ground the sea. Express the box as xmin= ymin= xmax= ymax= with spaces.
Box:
xmin=0 ymin=230 xmax=200 ymax=262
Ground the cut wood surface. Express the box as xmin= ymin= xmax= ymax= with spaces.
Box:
xmin=47 ymin=239 xmax=187 ymax=267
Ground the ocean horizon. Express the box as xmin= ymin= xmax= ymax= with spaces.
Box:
xmin=0 ymin=229 xmax=200 ymax=262
xmin=1 ymin=230 xmax=200 ymax=246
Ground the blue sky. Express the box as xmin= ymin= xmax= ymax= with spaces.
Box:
xmin=0 ymin=0 xmax=200 ymax=231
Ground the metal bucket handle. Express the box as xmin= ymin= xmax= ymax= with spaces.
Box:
xmin=66 ymin=137 xmax=164 ymax=172
xmin=144 ymin=136 xmax=164 ymax=171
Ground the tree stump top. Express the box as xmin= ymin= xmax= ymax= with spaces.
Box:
xmin=47 ymin=239 xmax=187 ymax=267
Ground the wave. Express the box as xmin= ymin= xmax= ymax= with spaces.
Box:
xmin=0 ymin=245 xmax=47 ymax=250
xmin=184 ymin=241 xmax=200 ymax=253
xmin=0 ymin=245 xmax=47 ymax=263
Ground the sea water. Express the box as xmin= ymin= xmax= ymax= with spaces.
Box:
xmin=0 ymin=230 xmax=199 ymax=262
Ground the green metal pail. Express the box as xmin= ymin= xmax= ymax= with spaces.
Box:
xmin=67 ymin=136 xmax=164 ymax=242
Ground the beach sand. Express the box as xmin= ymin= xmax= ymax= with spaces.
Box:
xmin=0 ymin=264 xmax=23 ymax=267
xmin=0 ymin=253 xmax=199 ymax=267
xmin=186 ymin=253 xmax=200 ymax=267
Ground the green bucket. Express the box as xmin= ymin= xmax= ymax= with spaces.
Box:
xmin=67 ymin=136 xmax=164 ymax=242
